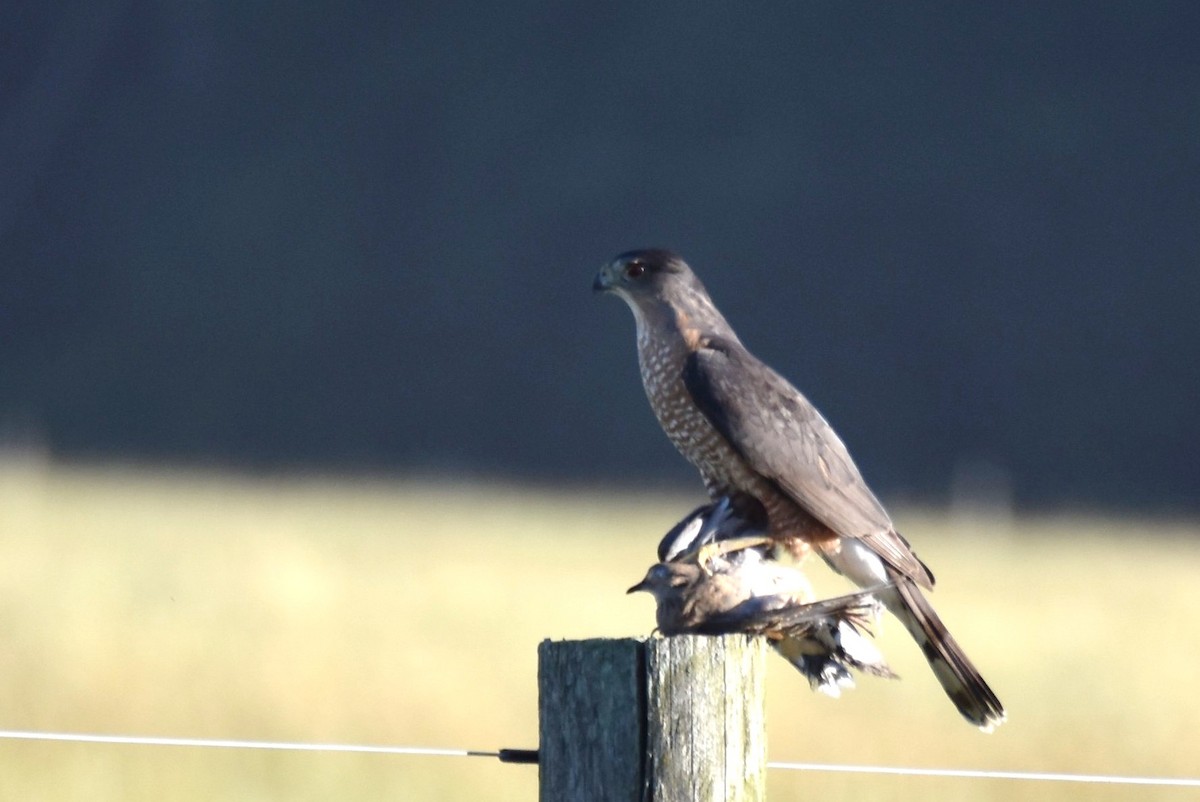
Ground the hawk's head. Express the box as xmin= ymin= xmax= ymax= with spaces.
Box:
xmin=593 ymin=249 xmax=693 ymax=300
xmin=594 ymin=249 xmax=725 ymax=332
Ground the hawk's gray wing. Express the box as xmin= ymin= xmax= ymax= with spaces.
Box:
xmin=683 ymin=337 xmax=933 ymax=587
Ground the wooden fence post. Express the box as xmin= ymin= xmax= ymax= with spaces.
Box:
xmin=538 ymin=635 xmax=766 ymax=802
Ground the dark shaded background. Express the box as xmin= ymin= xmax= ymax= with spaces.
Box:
xmin=3 ymin=2 xmax=1197 ymax=510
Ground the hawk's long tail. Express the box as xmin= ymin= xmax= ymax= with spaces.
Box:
xmin=880 ymin=576 xmax=1006 ymax=731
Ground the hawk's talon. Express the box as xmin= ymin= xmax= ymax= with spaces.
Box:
xmin=683 ymin=534 xmax=773 ymax=575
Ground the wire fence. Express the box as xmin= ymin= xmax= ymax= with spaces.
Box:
xmin=2 ymin=730 xmax=1198 ymax=789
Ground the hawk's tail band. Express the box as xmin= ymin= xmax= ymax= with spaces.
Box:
xmin=882 ymin=576 xmax=1006 ymax=731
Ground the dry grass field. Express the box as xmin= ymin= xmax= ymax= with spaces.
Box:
xmin=0 ymin=459 xmax=1197 ymax=800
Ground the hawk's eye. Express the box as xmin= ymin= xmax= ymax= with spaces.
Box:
xmin=625 ymin=261 xmax=646 ymax=279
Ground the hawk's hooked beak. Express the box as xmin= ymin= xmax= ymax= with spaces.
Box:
xmin=593 ymin=265 xmax=615 ymax=293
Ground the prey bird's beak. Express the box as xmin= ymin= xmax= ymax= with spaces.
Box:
xmin=626 ymin=579 xmax=648 ymax=594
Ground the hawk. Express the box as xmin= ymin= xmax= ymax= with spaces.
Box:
xmin=629 ymin=496 xmax=896 ymax=695
xmin=596 ymin=248 xmax=1005 ymax=730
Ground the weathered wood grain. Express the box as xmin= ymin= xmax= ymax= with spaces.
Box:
xmin=538 ymin=635 xmax=766 ymax=802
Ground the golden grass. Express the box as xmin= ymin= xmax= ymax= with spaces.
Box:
xmin=1 ymin=459 xmax=1198 ymax=800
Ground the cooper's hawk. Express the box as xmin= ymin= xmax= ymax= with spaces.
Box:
xmin=629 ymin=496 xmax=896 ymax=695
xmin=596 ymin=249 xmax=1005 ymax=730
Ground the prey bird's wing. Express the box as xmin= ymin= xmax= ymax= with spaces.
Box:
xmin=698 ymin=588 xmax=876 ymax=636
xmin=656 ymin=502 xmax=715 ymax=562
xmin=657 ymin=496 xmax=764 ymax=563
xmin=694 ymin=587 xmax=898 ymax=690
xmin=683 ymin=337 xmax=933 ymax=587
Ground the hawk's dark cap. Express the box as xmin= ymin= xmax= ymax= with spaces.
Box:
xmin=612 ymin=248 xmax=687 ymax=273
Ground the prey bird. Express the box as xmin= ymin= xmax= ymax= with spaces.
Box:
xmin=629 ymin=497 xmax=895 ymax=695
xmin=596 ymin=249 xmax=1005 ymax=730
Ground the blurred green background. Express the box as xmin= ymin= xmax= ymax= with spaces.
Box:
xmin=2 ymin=3 xmax=1199 ymax=799
xmin=2 ymin=462 xmax=1198 ymax=800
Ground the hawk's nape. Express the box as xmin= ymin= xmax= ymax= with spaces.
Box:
xmin=597 ymin=249 xmax=1005 ymax=730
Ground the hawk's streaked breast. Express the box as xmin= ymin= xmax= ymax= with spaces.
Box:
xmin=636 ymin=317 xmax=763 ymax=498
